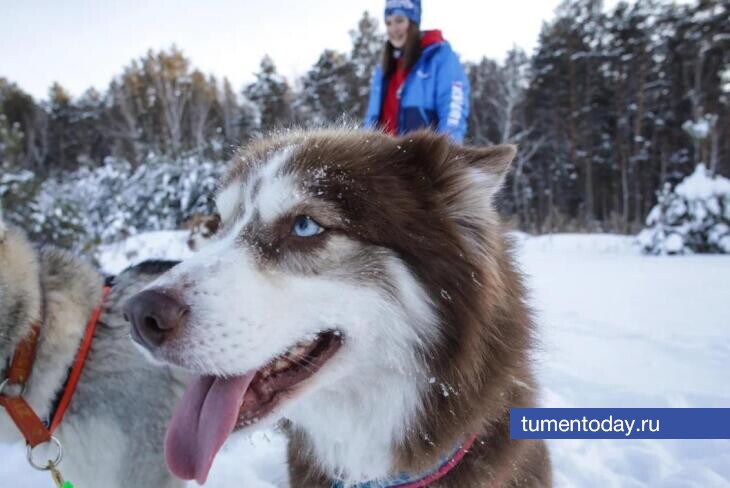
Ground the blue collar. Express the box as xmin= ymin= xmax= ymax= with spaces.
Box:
xmin=330 ymin=433 xmax=477 ymax=488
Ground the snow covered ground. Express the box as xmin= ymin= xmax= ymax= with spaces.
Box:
xmin=519 ymin=234 xmax=730 ymax=488
xmin=1 ymin=232 xmax=729 ymax=487
xmin=95 ymin=230 xmax=194 ymax=274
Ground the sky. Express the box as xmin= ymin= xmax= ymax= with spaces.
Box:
xmin=1 ymin=0 xmax=627 ymax=101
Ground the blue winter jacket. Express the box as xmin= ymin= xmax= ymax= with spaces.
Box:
xmin=364 ymin=34 xmax=470 ymax=143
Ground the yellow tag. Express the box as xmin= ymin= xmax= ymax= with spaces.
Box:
xmin=49 ymin=466 xmax=64 ymax=488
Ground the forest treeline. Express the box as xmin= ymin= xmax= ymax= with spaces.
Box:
xmin=1 ymin=0 xmax=728 ymax=234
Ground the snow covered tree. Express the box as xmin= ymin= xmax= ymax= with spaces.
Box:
xmin=0 ymin=78 xmax=44 ymax=170
xmin=144 ymin=48 xmax=192 ymax=157
xmin=295 ymin=49 xmax=356 ymax=125
xmin=466 ymin=57 xmax=502 ymax=145
xmin=672 ymin=0 xmax=729 ymax=176
xmin=2 ymin=1 xmax=728 ymax=239
xmin=46 ymin=83 xmax=76 ymax=170
xmin=188 ymin=71 xmax=215 ymax=156
xmin=244 ymin=56 xmax=293 ymax=132
xmin=0 ymin=165 xmax=37 ymax=229
xmin=70 ymin=88 xmax=106 ymax=166
xmin=466 ymin=48 xmax=531 ymax=145
xmin=103 ymin=60 xmax=155 ymax=166
xmin=465 ymin=49 xmax=542 ymax=227
xmin=348 ymin=11 xmax=384 ymax=119
xmin=6 ymin=154 xmax=228 ymax=253
xmin=295 ymin=12 xmax=383 ymax=126
xmin=0 ymin=82 xmax=28 ymax=168
xmin=0 ymin=113 xmax=24 ymax=167
xmin=102 ymin=48 xmax=224 ymax=163
xmin=638 ymin=164 xmax=730 ymax=254
xmin=216 ymin=77 xmax=240 ymax=145
xmin=525 ymin=1 xmax=600 ymax=230
xmin=214 ymin=77 xmax=260 ymax=152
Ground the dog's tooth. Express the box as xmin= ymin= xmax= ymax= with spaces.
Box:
xmin=275 ymin=358 xmax=290 ymax=371
xmin=291 ymin=346 xmax=307 ymax=357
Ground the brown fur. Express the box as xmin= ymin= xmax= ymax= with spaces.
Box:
xmin=224 ymin=129 xmax=551 ymax=487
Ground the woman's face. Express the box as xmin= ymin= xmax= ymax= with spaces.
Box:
xmin=386 ymin=15 xmax=410 ymax=49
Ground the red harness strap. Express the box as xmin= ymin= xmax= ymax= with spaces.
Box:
xmin=392 ymin=433 xmax=478 ymax=488
xmin=49 ymin=286 xmax=112 ymax=434
xmin=5 ymin=324 xmax=41 ymax=385
xmin=0 ymin=323 xmax=47 ymax=447
xmin=0 ymin=286 xmax=111 ymax=447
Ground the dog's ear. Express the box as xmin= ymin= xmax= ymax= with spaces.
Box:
xmin=397 ymin=131 xmax=516 ymax=198
xmin=394 ymin=130 xmax=451 ymax=182
xmin=395 ymin=131 xmax=517 ymax=205
xmin=448 ymin=143 xmax=516 ymax=197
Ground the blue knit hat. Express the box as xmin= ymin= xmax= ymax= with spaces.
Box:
xmin=384 ymin=0 xmax=421 ymax=25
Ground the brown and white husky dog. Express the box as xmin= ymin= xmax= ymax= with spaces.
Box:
xmin=124 ymin=129 xmax=552 ymax=487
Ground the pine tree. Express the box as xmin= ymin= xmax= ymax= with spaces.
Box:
xmin=143 ymin=47 xmax=193 ymax=157
xmin=638 ymin=163 xmax=730 ymax=254
xmin=188 ymin=71 xmax=215 ymax=156
xmin=466 ymin=57 xmax=502 ymax=145
xmin=103 ymin=60 xmax=151 ymax=166
xmin=72 ymin=88 xmax=106 ymax=166
xmin=296 ymin=49 xmax=356 ymax=125
xmin=216 ymin=77 xmax=242 ymax=149
xmin=0 ymin=79 xmax=38 ymax=169
xmin=0 ymin=113 xmax=24 ymax=167
xmin=46 ymin=82 xmax=75 ymax=170
xmin=525 ymin=12 xmax=582 ymax=230
xmin=348 ymin=11 xmax=384 ymax=119
xmin=244 ymin=56 xmax=293 ymax=132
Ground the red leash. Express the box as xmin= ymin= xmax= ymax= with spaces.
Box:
xmin=49 ymin=286 xmax=112 ymax=434
xmin=0 ymin=286 xmax=111 ymax=446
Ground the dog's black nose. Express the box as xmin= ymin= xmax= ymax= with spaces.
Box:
xmin=123 ymin=289 xmax=189 ymax=348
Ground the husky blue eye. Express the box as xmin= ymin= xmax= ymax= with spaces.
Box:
xmin=292 ymin=216 xmax=324 ymax=237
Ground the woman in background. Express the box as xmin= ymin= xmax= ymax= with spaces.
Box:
xmin=364 ymin=0 xmax=470 ymax=143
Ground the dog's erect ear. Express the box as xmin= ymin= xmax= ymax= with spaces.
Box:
xmin=448 ymin=143 xmax=516 ymax=195
xmin=397 ymin=130 xmax=451 ymax=170
xmin=396 ymin=131 xmax=516 ymax=198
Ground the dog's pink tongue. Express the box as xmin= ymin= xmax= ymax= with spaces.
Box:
xmin=165 ymin=373 xmax=255 ymax=484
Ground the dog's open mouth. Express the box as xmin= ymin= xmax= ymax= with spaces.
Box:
xmin=165 ymin=330 xmax=342 ymax=484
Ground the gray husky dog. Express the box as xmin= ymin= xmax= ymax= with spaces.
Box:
xmin=0 ymin=214 xmax=184 ymax=487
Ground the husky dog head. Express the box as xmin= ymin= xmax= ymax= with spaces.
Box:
xmin=124 ymin=129 xmax=519 ymax=483
xmin=184 ymin=213 xmax=221 ymax=252
xmin=0 ymin=215 xmax=42 ymax=367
